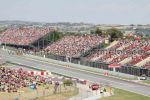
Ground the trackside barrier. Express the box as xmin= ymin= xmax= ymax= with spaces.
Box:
xmin=24 ymin=54 xmax=138 ymax=80
xmin=28 ymin=71 xmax=49 ymax=76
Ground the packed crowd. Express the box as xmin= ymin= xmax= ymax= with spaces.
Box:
xmin=143 ymin=61 xmax=150 ymax=69
xmin=86 ymin=39 xmax=131 ymax=61
xmin=45 ymin=35 xmax=106 ymax=57
xmin=87 ymin=39 xmax=150 ymax=68
xmin=0 ymin=27 xmax=54 ymax=45
xmin=0 ymin=67 xmax=49 ymax=93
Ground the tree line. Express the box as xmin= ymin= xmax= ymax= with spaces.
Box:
xmin=91 ymin=28 xmax=123 ymax=42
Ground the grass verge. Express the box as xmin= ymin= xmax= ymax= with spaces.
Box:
xmin=141 ymin=80 xmax=150 ymax=84
xmin=100 ymin=88 xmax=150 ymax=100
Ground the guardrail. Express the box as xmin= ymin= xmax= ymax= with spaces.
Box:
xmin=23 ymin=54 xmax=138 ymax=80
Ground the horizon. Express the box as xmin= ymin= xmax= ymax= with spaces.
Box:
xmin=1 ymin=20 xmax=150 ymax=25
xmin=0 ymin=0 xmax=150 ymax=24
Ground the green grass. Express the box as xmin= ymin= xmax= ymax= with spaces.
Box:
xmin=101 ymin=88 xmax=150 ymax=100
xmin=141 ymin=80 xmax=150 ymax=84
xmin=110 ymin=74 xmax=137 ymax=80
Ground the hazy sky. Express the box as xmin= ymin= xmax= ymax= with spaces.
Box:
xmin=0 ymin=0 xmax=150 ymax=24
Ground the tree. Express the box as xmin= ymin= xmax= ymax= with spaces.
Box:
xmin=106 ymin=28 xmax=123 ymax=42
xmin=0 ymin=28 xmax=7 ymax=33
xmin=95 ymin=28 xmax=103 ymax=36
xmin=90 ymin=30 xmax=95 ymax=34
xmin=91 ymin=28 xmax=103 ymax=36
xmin=63 ymin=80 xmax=73 ymax=91
xmin=145 ymin=34 xmax=150 ymax=38
xmin=63 ymin=80 xmax=73 ymax=86
xmin=136 ymin=32 xmax=143 ymax=37
xmin=52 ymin=31 xmax=64 ymax=41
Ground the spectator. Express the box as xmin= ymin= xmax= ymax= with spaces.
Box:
xmin=0 ymin=27 xmax=54 ymax=46
xmin=45 ymin=35 xmax=106 ymax=57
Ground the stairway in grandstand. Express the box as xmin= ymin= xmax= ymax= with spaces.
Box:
xmin=81 ymin=42 xmax=106 ymax=58
xmin=105 ymin=40 xmax=119 ymax=49
xmin=86 ymin=41 xmax=120 ymax=61
xmin=120 ymin=57 xmax=132 ymax=65
xmin=135 ymin=56 xmax=150 ymax=67
xmin=117 ymin=43 xmax=130 ymax=50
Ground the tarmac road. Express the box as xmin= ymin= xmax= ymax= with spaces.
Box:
xmin=0 ymin=50 xmax=150 ymax=97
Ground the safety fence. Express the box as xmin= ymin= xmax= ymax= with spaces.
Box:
xmin=46 ymin=54 xmax=150 ymax=77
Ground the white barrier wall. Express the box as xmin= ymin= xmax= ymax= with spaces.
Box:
xmin=24 ymin=54 xmax=138 ymax=80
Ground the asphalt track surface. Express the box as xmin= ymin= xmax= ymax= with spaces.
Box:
xmin=0 ymin=50 xmax=150 ymax=97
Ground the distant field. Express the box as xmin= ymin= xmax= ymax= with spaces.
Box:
xmin=101 ymin=88 xmax=150 ymax=100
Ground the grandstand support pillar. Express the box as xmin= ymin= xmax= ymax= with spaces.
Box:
xmin=70 ymin=57 xmax=72 ymax=63
xmin=148 ymin=70 xmax=150 ymax=77
xmin=66 ymin=56 xmax=69 ymax=62
xmin=2 ymin=46 xmax=5 ymax=50
xmin=5 ymin=43 xmax=6 ymax=49
xmin=38 ymin=40 xmax=40 ymax=50
xmin=78 ymin=60 xmax=80 ymax=65
xmin=113 ymin=68 xmax=116 ymax=72
xmin=42 ymin=38 xmax=44 ymax=49
xmin=3 ymin=43 xmax=6 ymax=50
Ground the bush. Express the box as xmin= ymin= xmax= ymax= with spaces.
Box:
xmin=63 ymin=80 xmax=73 ymax=86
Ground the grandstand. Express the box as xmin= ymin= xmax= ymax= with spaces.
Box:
xmin=45 ymin=35 xmax=106 ymax=58
xmin=78 ymin=38 xmax=150 ymax=76
xmin=40 ymin=35 xmax=150 ymax=76
xmin=86 ymin=39 xmax=150 ymax=68
xmin=1 ymin=26 xmax=150 ymax=76
xmin=142 ymin=61 xmax=150 ymax=69
xmin=0 ymin=26 xmax=55 ymax=50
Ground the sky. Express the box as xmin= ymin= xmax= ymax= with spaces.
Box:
xmin=0 ymin=0 xmax=150 ymax=24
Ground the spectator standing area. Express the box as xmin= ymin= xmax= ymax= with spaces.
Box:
xmin=0 ymin=66 xmax=79 ymax=100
